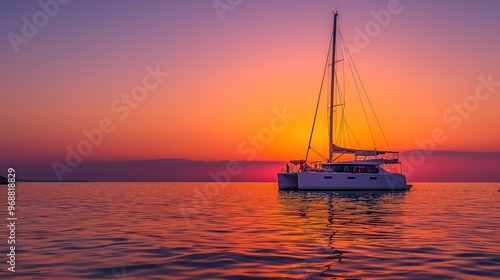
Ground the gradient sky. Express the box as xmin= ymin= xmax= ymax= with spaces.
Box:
xmin=1 ymin=0 xmax=499 ymax=181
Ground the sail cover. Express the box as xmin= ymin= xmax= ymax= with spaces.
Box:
xmin=331 ymin=144 xmax=395 ymax=156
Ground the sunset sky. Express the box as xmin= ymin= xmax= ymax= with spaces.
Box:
xmin=1 ymin=0 xmax=499 ymax=181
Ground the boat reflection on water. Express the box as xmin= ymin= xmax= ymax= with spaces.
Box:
xmin=277 ymin=190 xmax=408 ymax=279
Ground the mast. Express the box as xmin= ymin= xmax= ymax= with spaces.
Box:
xmin=328 ymin=11 xmax=338 ymax=163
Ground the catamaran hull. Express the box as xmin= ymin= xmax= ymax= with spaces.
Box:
xmin=278 ymin=172 xmax=411 ymax=191
xmin=277 ymin=173 xmax=298 ymax=190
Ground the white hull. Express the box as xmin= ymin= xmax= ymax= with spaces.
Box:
xmin=278 ymin=171 xmax=411 ymax=191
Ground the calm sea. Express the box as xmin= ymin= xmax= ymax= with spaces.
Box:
xmin=1 ymin=182 xmax=499 ymax=279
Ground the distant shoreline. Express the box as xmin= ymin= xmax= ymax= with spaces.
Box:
xmin=0 ymin=175 xmax=87 ymax=184
xmin=17 ymin=179 xmax=88 ymax=183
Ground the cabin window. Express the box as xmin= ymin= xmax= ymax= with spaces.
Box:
xmin=365 ymin=166 xmax=379 ymax=174
xmin=343 ymin=166 xmax=355 ymax=173
xmin=353 ymin=165 xmax=379 ymax=173
xmin=329 ymin=164 xmax=379 ymax=173
xmin=332 ymin=165 xmax=345 ymax=172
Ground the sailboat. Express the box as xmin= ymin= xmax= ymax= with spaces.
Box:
xmin=277 ymin=12 xmax=411 ymax=191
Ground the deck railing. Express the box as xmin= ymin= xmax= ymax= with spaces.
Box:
xmin=354 ymin=151 xmax=399 ymax=162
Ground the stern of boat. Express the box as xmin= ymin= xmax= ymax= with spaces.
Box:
xmin=277 ymin=172 xmax=298 ymax=190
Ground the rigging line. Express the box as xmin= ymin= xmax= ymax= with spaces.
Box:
xmin=338 ymin=29 xmax=390 ymax=150
xmin=339 ymin=117 xmax=345 ymax=148
xmin=338 ymin=29 xmax=348 ymax=146
xmin=334 ymin=70 xmax=344 ymax=144
xmin=339 ymin=24 xmax=347 ymax=139
xmin=305 ymin=35 xmax=333 ymax=161
xmin=338 ymin=29 xmax=377 ymax=149
xmin=349 ymin=51 xmax=391 ymax=150
xmin=346 ymin=125 xmax=353 ymax=148
xmin=326 ymin=69 xmax=329 ymax=134
xmin=345 ymin=120 xmax=362 ymax=148
xmin=334 ymin=67 xmax=347 ymax=143
xmin=337 ymin=84 xmax=346 ymax=144
xmin=310 ymin=147 xmax=328 ymax=162
xmin=334 ymin=28 xmax=343 ymax=145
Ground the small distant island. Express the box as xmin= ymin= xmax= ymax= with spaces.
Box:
xmin=17 ymin=179 xmax=88 ymax=182
xmin=0 ymin=175 xmax=87 ymax=184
